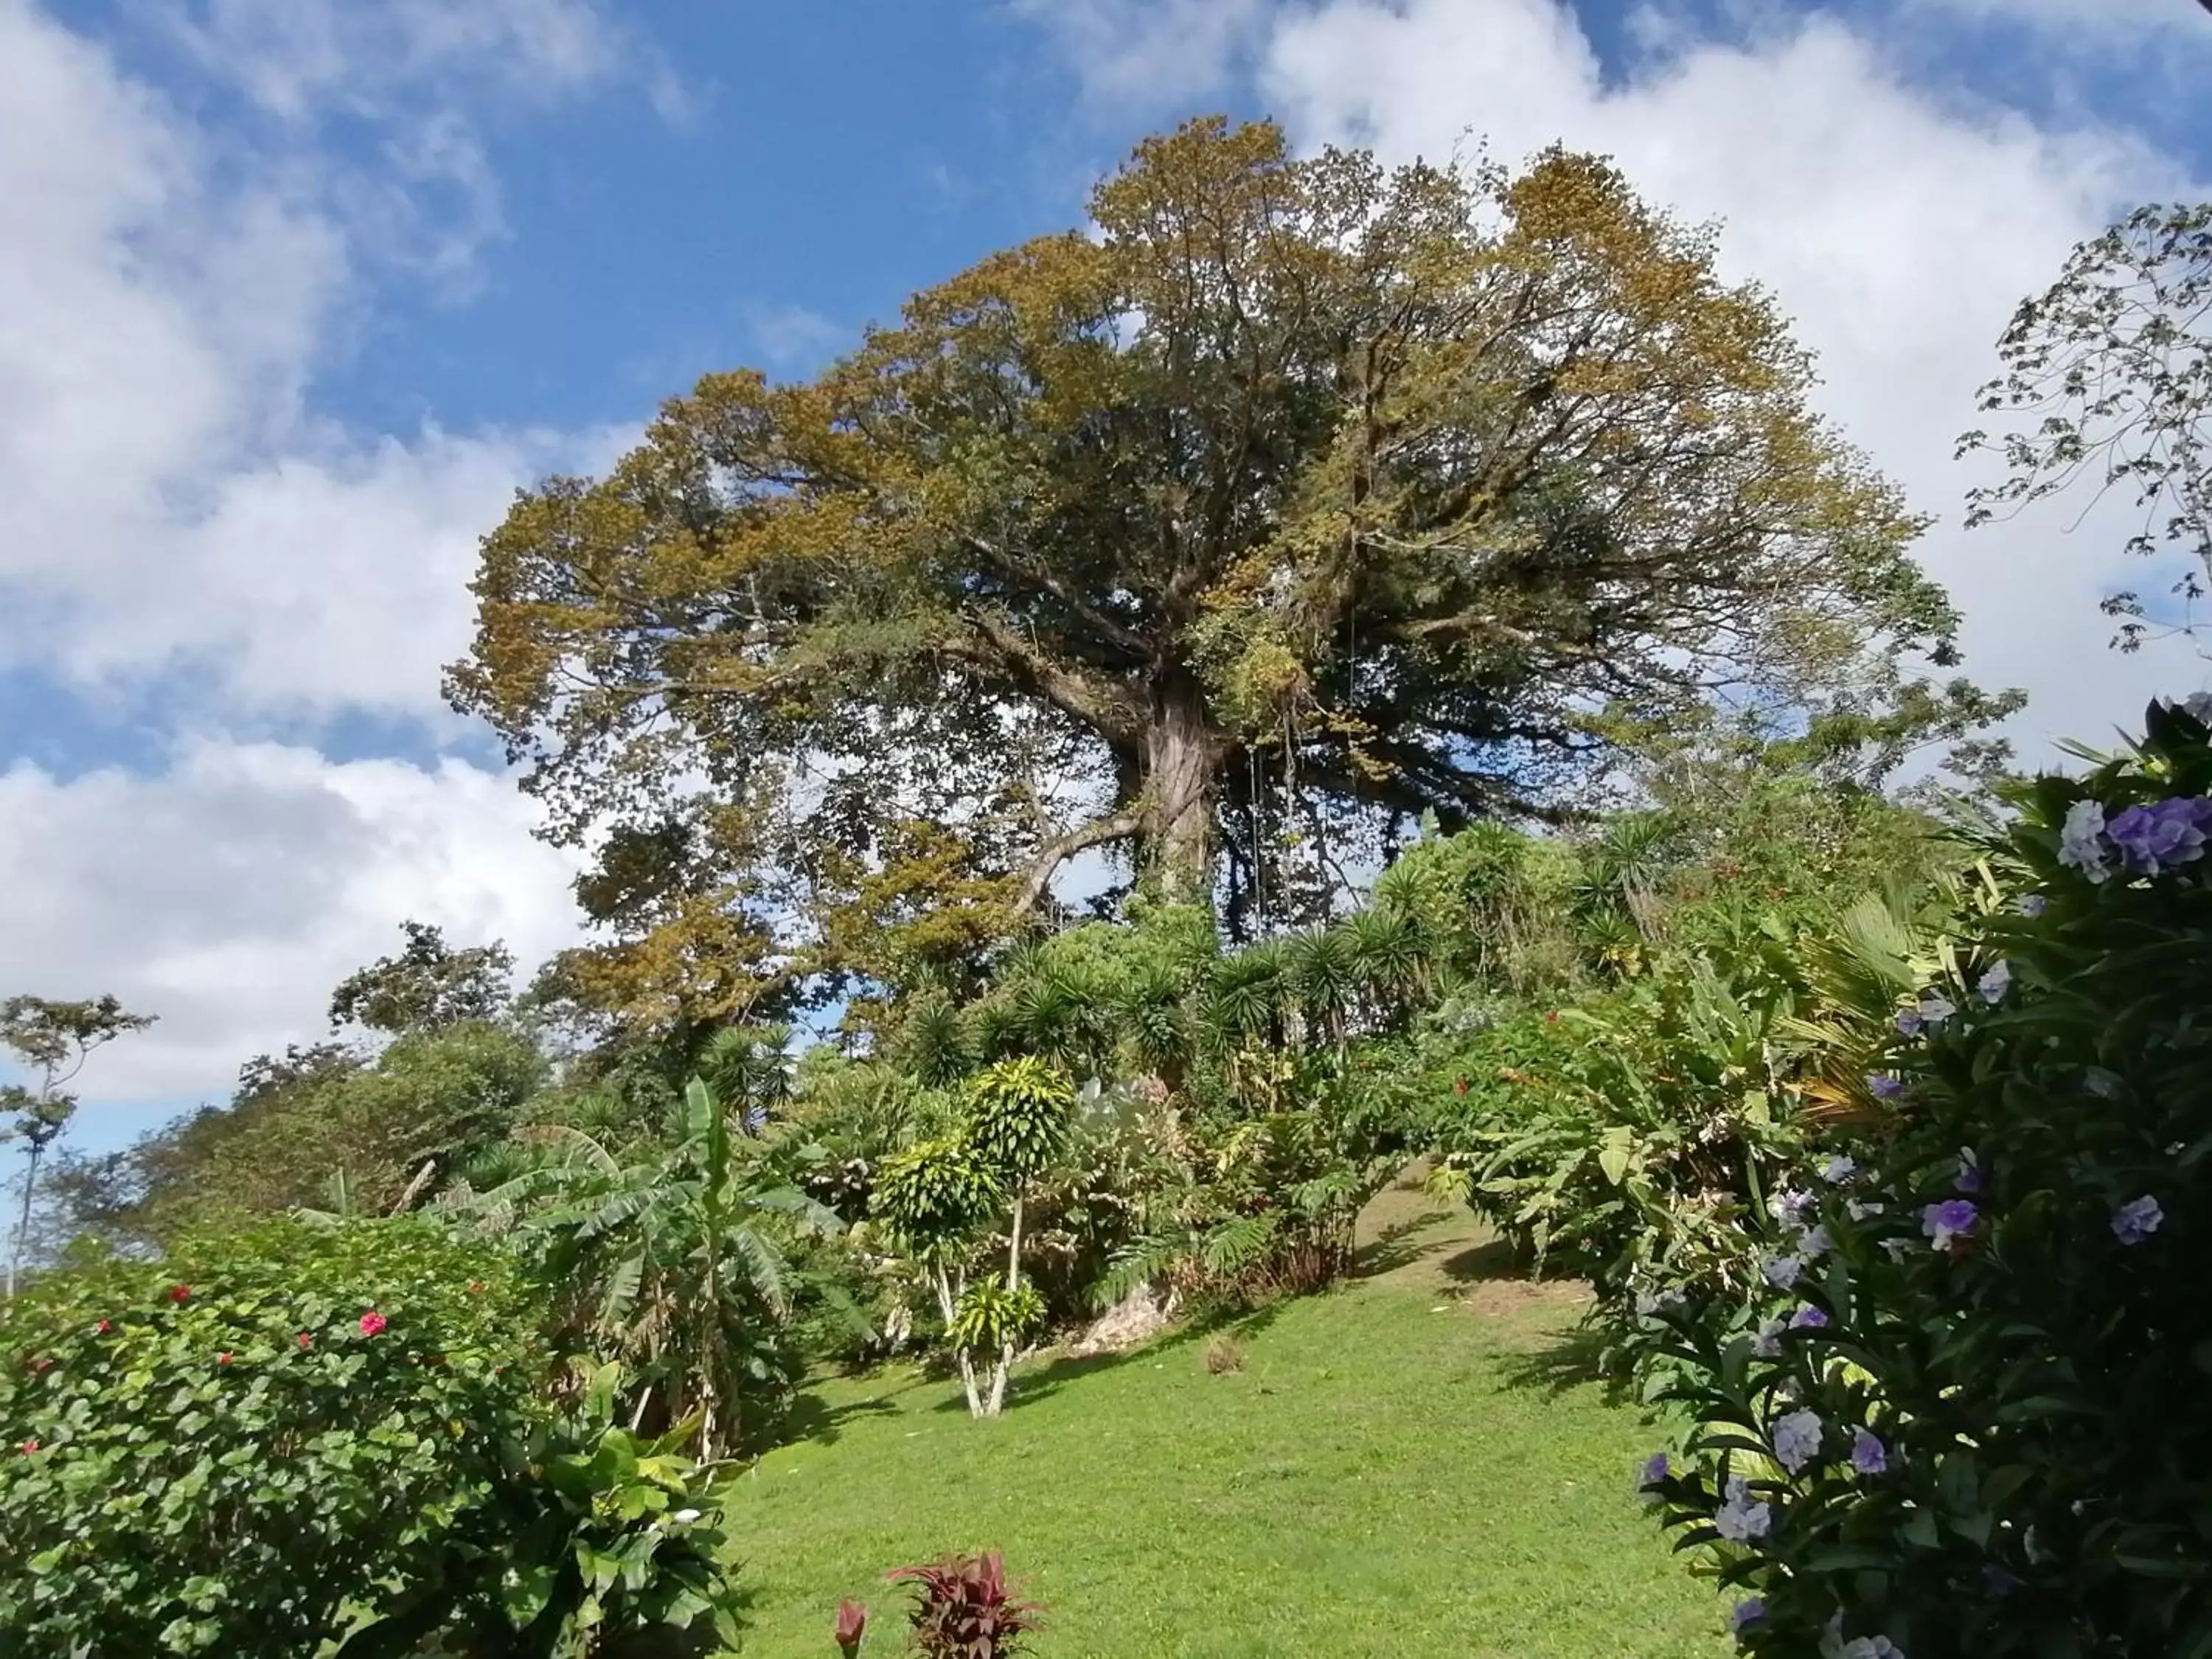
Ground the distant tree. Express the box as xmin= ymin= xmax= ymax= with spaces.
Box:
xmin=232 ymin=1040 xmax=362 ymax=1106
xmin=1 ymin=994 xmax=156 ymax=1294
xmin=328 ymin=921 xmax=515 ymax=1037
xmin=1960 ymin=201 xmax=2212 ymax=650
xmin=451 ymin=116 xmax=1987 ymax=1019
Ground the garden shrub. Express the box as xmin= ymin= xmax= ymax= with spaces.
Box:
xmin=1641 ymin=700 xmax=2212 ymax=1658
xmin=0 ymin=1215 xmax=742 ymax=1656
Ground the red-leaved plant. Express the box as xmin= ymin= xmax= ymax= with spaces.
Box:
xmin=886 ymin=1552 xmax=1043 ymax=1658
xmin=835 ymin=1596 xmax=868 ymax=1656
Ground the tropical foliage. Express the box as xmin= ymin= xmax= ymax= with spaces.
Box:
xmin=1639 ymin=700 xmax=2212 ymax=1658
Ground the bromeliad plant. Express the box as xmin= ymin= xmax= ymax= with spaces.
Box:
xmin=889 ymin=1551 xmax=1043 ymax=1658
xmin=1640 ymin=699 xmax=2212 ymax=1658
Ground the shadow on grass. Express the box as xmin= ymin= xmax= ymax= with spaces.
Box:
xmin=926 ymin=1347 xmax=1156 ymax=1414
xmin=1492 ymin=1324 xmax=1630 ymax=1403
xmin=1432 ymin=1236 xmax=1522 ymax=1285
xmin=1350 ymin=1210 xmax=1458 ymax=1278
xmin=774 ymin=1388 xmax=902 ymax=1448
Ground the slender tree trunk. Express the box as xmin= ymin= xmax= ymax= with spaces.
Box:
xmin=1141 ymin=674 xmax=1221 ymax=900
xmin=983 ymin=1191 xmax=1029 ymax=1419
xmin=933 ymin=1266 xmax=984 ymax=1417
xmin=7 ymin=1142 xmax=41 ymax=1299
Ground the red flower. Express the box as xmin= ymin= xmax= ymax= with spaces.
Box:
xmin=297 ymin=1332 xmax=313 ymax=1351
xmin=19 ymin=1439 xmax=37 ymax=1455
xmin=467 ymin=1280 xmax=484 ymax=1294
xmin=1455 ymin=1075 xmax=1469 ymax=1096
xmin=1545 ymin=1010 xmax=1560 ymax=1025
xmin=169 ymin=1285 xmax=191 ymax=1303
xmin=28 ymin=1357 xmax=50 ymax=1373
xmin=218 ymin=1352 xmax=232 ymax=1366
xmin=358 ymin=1311 xmax=388 ymax=1338
xmin=835 ymin=1596 xmax=868 ymax=1656
xmin=94 ymin=1321 xmax=111 ymax=1335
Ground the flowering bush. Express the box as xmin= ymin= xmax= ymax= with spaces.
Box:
xmin=0 ymin=1217 xmax=742 ymax=1655
xmin=1640 ymin=700 xmax=2212 ymax=1658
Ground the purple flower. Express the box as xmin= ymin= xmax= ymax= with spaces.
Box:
xmin=1923 ymin=1197 xmax=1978 ymax=1249
xmin=1867 ymin=1074 xmax=1906 ymax=1101
xmin=1773 ymin=1408 xmax=1824 ymax=1472
xmin=1752 ymin=1316 xmax=1787 ymax=1358
xmin=1894 ymin=1007 xmax=1926 ymax=1037
xmin=1761 ymin=1253 xmax=1804 ymax=1289
xmin=1790 ymin=1304 xmax=1830 ymax=1331
xmin=2111 ymin=1194 xmax=2164 ymax=1245
xmin=1956 ymin=1152 xmax=1983 ymax=1194
xmin=1916 ymin=994 xmax=1957 ymax=1026
xmin=1730 ymin=1598 xmax=1767 ymax=1635
xmin=1978 ymin=959 xmax=2011 ymax=1003
xmin=1851 ymin=1426 xmax=1888 ymax=1475
xmin=2059 ymin=799 xmax=2112 ymax=882
xmin=1770 ymin=1187 xmax=1815 ymax=1225
xmin=2018 ymin=893 xmax=2048 ymax=917
xmin=2107 ymin=797 xmax=2212 ymax=874
xmin=1797 ymin=1224 xmax=1833 ymax=1261
xmin=1715 ymin=1475 xmax=1771 ymax=1542
xmin=1821 ymin=1155 xmax=1857 ymax=1183
xmin=1983 ymin=1564 xmax=2023 ymax=1596
xmin=1638 ymin=1450 xmax=1671 ymax=1501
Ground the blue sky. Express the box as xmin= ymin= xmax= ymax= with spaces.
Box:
xmin=4 ymin=0 xmax=2211 ymax=1175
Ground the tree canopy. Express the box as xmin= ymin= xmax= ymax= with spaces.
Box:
xmin=451 ymin=117 xmax=1980 ymax=1022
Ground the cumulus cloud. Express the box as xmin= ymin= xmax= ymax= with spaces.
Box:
xmin=1023 ymin=0 xmax=2212 ymax=757
xmin=0 ymin=1 xmax=630 ymax=726
xmin=0 ymin=741 xmax=588 ymax=1108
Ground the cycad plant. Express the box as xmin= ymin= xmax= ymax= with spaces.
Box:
xmin=454 ymin=1075 xmax=843 ymax=1459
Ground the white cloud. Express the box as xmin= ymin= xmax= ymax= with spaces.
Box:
xmin=1032 ymin=0 xmax=2212 ymax=759
xmin=0 ymin=1 xmax=633 ymax=725
xmin=1009 ymin=0 xmax=1272 ymax=109
xmin=153 ymin=0 xmax=658 ymax=122
xmin=0 ymin=741 xmax=588 ymax=1106
xmin=743 ymin=302 xmax=850 ymax=371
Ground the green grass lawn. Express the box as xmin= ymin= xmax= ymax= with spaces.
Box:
xmin=717 ymin=1185 xmax=1727 ymax=1659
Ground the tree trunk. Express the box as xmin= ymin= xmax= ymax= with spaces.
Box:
xmin=933 ymin=1267 xmax=984 ymax=1418
xmin=1141 ymin=674 xmax=1221 ymax=899
xmin=7 ymin=1143 xmax=41 ymax=1299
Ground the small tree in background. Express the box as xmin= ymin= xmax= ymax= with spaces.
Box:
xmin=870 ymin=1127 xmax=1006 ymax=1418
xmin=959 ymin=1057 xmax=1074 ymax=1416
xmin=1 ymin=993 xmax=155 ymax=1295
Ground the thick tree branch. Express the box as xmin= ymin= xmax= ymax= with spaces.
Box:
xmin=1012 ymin=811 xmax=1146 ymax=915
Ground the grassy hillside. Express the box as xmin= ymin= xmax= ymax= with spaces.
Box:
xmin=716 ymin=1183 xmax=1728 ymax=1659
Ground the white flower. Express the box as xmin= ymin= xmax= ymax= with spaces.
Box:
xmin=1772 ymin=1408 xmax=1824 ymax=1472
xmin=1881 ymin=1237 xmax=1912 ymax=1262
xmin=671 ymin=1509 xmax=702 ymax=1524
xmin=1846 ymin=1197 xmax=1886 ymax=1221
xmin=1916 ymin=993 xmax=1957 ymax=1026
xmin=1715 ymin=1475 xmax=1772 ymax=1542
xmin=2059 ymin=799 xmax=2112 ymax=882
xmin=1796 ymin=1225 xmax=1833 ymax=1262
xmin=1978 ymin=959 xmax=2012 ymax=1003
xmin=1820 ymin=1155 xmax=1857 ymax=1184
xmin=1769 ymin=1187 xmax=1815 ymax=1224
xmin=1753 ymin=1316 xmax=1787 ymax=1358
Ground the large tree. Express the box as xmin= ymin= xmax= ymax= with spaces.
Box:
xmin=451 ymin=119 xmax=1973 ymax=1013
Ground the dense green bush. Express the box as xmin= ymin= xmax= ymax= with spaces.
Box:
xmin=1643 ymin=701 xmax=2212 ymax=1657
xmin=0 ymin=1216 xmax=542 ymax=1652
xmin=0 ymin=1216 xmax=742 ymax=1656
